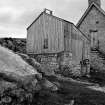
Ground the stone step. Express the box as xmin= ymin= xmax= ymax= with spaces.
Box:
xmin=91 ymin=51 xmax=99 ymax=54
xmin=91 ymin=52 xmax=105 ymax=58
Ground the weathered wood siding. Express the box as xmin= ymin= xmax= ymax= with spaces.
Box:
xmin=27 ymin=13 xmax=44 ymax=54
xmin=27 ymin=12 xmax=64 ymax=54
xmin=42 ymin=13 xmax=64 ymax=53
xmin=71 ymin=25 xmax=90 ymax=63
xmin=63 ymin=21 xmax=72 ymax=52
xmin=27 ymin=12 xmax=90 ymax=62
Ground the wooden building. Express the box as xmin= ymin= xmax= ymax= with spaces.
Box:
xmin=27 ymin=9 xmax=90 ymax=75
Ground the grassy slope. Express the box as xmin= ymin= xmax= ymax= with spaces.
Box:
xmin=43 ymin=75 xmax=105 ymax=105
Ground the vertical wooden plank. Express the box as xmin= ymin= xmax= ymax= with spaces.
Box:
xmin=27 ymin=12 xmax=75 ymax=54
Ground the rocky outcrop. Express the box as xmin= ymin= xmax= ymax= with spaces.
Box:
xmin=0 ymin=46 xmax=57 ymax=104
xmin=0 ymin=46 xmax=105 ymax=105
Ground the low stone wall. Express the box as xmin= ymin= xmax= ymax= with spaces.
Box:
xmin=28 ymin=52 xmax=90 ymax=77
xmin=58 ymin=52 xmax=72 ymax=66
xmin=29 ymin=54 xmax=59 ymax=72
xmin=58 ymin=52 xmax=81 ymax=77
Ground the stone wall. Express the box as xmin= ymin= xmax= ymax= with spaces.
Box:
xmin=58 ymin=52 xmax=82 ymax=77
xmin=58 ymin=52 xmax=72 ymax=66
xmin=29 ymin=53 xmax=59 ymax=72
xmin=29 ymin=52 xmax=90 ymax=77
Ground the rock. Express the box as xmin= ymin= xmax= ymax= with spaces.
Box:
xmin=0 ymin=46 xmax=38 ymax=76
xmin=25 ymin=57 xmax=55 ymax=76
xmin=39 ymin=78 xmax=58 ymax=91
xmin=0 ymin=46 xmax=42 ymax=89
xmin=0 ymin=46 xmax=42 ymax=102
xmin=65 ymin=100 xmax=75 ymax=105
xmin=1 ymin=96 xmax=12 ymax=104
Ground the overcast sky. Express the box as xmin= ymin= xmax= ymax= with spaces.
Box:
xmin=0 ymin=0 xmax=105 ymax=38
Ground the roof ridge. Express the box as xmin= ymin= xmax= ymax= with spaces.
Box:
xmin=27 ymin=11 xmax=73 ymax=30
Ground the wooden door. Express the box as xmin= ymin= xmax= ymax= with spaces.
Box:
xmin=72 ymin=39 xmax=83 ymax=63
xmin=90 ymin=31 xmax=98 ymax=48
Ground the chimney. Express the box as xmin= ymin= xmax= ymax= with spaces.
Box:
xmin=43 ymin=8 xmax=53 ymax=15
xmin=88 ymin=0 xmax=101 ymax=7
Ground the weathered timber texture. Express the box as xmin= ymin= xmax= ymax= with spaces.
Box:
xmin=27 ymin=13 xmax=44 ymax=54
xmin=27 ymin=12 xmax=64 ymax=54
xmin=27 ymin=11 xmax=89 ymax=58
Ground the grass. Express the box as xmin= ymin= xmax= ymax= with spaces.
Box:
xmin=45 ymin=75 xmax=105 ymax=105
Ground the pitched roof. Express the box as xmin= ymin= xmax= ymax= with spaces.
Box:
xmin=27 ymin=11 xmax=72 ymax=30
xmin=76 ymin=2 xmax=105 ymax=27
xmin=27 ymin=9 xmax=90 ymax=41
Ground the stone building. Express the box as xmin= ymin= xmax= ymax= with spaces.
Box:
xmin=27 ymin=9 xmax=90 ymax=76
xmin=77 ymin=0 xmax=105 ymax=51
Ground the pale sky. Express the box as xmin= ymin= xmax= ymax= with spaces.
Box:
xmin=0 ymin=0 xmax=105 ymax=38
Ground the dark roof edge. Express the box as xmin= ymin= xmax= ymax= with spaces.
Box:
xmin=44 ymin=12 xmax=73 ymax=24
xmin=78 ymin=28 xmax=91 ymax=41
xmin=27 ymin=10 xmax=73 ymax=30
xmin=27 ymin=11 xmax=44 ymax=30
xmin=72 ymin=23 xmax=90 ymax=41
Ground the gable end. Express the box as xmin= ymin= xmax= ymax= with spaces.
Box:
xmin=77 ymin=3 xmax=105 ymax=28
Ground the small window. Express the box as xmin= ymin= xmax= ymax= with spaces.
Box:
xmin=43 ymin=38 xmax=48 ymax=49
xmin=89 ymin=29 xmax=98 ymax=33
xmin=96 ymin=21 xmax=99 ymax=24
